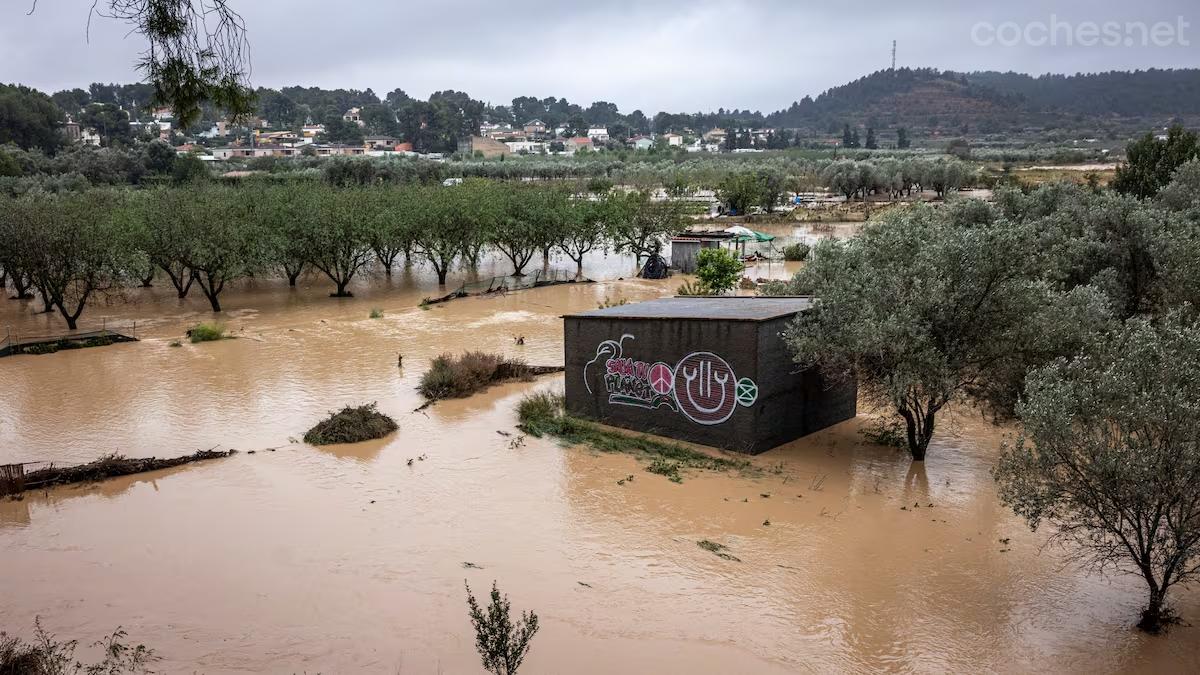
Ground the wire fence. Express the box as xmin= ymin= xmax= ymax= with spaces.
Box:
xmin=425 ymin=268 xmax=585 ymax=305
xmin=0 ymin=321 xmax=139 ymax=357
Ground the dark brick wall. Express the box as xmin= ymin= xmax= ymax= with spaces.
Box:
xmin=564 ymin=313 xmax=857 ymax=454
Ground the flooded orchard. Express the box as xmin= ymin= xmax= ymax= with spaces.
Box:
xmin=1 ymin=244 xmax=1197 ymax=674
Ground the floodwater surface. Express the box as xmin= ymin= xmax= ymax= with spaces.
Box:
xmin=1 ymin=249 xmax=1197 ymax=674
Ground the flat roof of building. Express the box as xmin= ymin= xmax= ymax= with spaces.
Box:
xmin=571 ymin=296 xmax=813 ymax=322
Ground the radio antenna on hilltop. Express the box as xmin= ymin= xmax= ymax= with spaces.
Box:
xmin=891 ymin=40 xmax=897 ymax=71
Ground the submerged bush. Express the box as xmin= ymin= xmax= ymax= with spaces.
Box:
xmin=418 ymin=352 xmax=530 ymax=400
xmin=0 ymin=618 xmax=158 ymax=674
xmin=782 ymin=242 xmax=811 ymax=261
xmin=303 ymin=403 xmax=398 ymax=445
xmin=465 ymin=581 xmax=539 ymax=675
xmin=187 ymin=322 xmax=230 ymax=343
xmin=369 ymin=308 xmax=384 ymax=319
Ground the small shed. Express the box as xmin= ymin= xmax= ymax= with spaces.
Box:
xmin=670 ymin=231 xmax=735 ymax=273
xmin=564 ymin=297 xmax=857 ymax=454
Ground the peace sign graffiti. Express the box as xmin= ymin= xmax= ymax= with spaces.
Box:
xmin=648 ymin=362 xmax=674 ymax=396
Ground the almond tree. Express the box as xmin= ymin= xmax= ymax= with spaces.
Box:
xmin=303 ymin=186 xmax=374 ymax=297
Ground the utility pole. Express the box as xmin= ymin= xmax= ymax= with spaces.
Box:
xmin=891 ymin=40 xmax=897 ymax=71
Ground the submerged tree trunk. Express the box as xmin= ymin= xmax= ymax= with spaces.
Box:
xmin=1138 ymin=580 xmax=1169 ymax=633
xmin=283 ymin=261 xmax=305 ymax=287
xmin=194 ymin=271 xmax=225 ymax=312
xmin=9 ymin=271 xmax=34 ymax=300
xmin=139 ymin=269 xmax=155 ymax=287
xmin=900 ymin=407 xmax=937 ymax=461
xmin=37 ymin=286 xmax=54 ymax=314
xmin=161 ymin=263 xmax=195 ymax=299
xmin=56 ymin=293 xmax=90 ymax=331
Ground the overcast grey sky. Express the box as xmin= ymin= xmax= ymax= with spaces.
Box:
xmin=1 ymin=0 xmax=1197 ymax=112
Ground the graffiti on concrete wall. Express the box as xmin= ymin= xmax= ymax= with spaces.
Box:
xmin=583 ymin=335 xmax=758 ymax=425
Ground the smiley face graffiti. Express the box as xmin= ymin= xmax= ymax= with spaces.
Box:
xmin=673 ymin=352 xmax=739 ymax=425
xmin=583 ymin=336 xmax=758 ymax=425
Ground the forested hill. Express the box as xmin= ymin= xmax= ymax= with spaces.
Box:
xmin=765 ymin=67 xmax=1200 ymax=132
xmin=962 ymin=69 xmax=1200 ymax=117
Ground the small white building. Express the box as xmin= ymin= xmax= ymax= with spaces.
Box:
xmin=664 ymin=133 xmax=684 ymax=147
xmin=505 ymin=141 xmax=545 ymax=154
xmin=629 ymin=136 xmax=654 ymax=151
xmin=586 ymin=127 xmax=609 ymax=142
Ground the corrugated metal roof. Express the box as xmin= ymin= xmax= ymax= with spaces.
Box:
xmin=570 ymin=296 xmax=813 ymax=322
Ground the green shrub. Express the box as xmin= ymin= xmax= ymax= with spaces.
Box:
xmin=369 ymin=308 xmax=384 ymax=319
xmin=0 ymin=619 xmax=157 ymax=674
xmin=303 ymin=403 xmax=398 ymax=445
xmin=417 ymin=351 xmax=530 ymax=400
xmin=782 ymin=242 xmax=811 ymax=261
xmin=187 ymin=322 xmax=229 ymax=343
xmin=695 ymin=248 xmax=744 ymax=294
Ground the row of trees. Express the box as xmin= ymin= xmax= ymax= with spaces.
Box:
xmin=0 ymin=181 xmax=688 ymax=325
xmin=766 ymin=162 xmax=1200 ymax=631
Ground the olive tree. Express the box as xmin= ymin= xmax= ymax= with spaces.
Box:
xmin=994 ymin=314 xmax=1200 ymax=632
xmin=767 ymin=205 xmax=1111 ymax=461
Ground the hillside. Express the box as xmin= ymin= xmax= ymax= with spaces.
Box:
xmin=962 ymin=68 xmax=1200 ymax=118
xmin=766 ymin=67 xmax=1200 ymax=133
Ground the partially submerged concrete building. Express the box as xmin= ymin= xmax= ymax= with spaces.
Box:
xmin=564 ymin=297 xmax=857 ymax=454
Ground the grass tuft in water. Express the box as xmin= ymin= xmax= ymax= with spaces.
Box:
xmin=187 ymin=322 xmax=231 ymax=344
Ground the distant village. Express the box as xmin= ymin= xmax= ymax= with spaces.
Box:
xmin=62 ymin=104 xmax=782 ymax=162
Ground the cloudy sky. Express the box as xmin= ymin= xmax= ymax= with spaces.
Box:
xmin=2 ymin=0 xmax=1197 ymax=113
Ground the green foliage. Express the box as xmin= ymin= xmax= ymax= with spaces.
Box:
xmin=368 ymin=308 xmax=383 ymax=319
xmin=767 ymin=204 xmax=1113 ymax=461
xmin=695 ymin=247 xmax=743 ymax=295
xmin=994 ymin=313 xmax=1200 ymax=632
xmin=646 ymin=457 xmax=683 ymax=483
xmin=717 ymin=170 xmax=784 ymax=213
xmin=0 ymin=190 xmax=140 ymax=329
xmin=302 ymin=403 xmax=398 ymax=445
xmin=676 ymin=280 xmax=710 ymax=296
xmin=0 ymin=618 xmax=157 ymax=674
xmin=1112 ymin=125 xmax=1200 ymax=199
xmin=94 ymin=0 xmax=256 ymax=127
xmin=464 ymin=581 xmax=539 ymax=675
xmin=417 ymin=352 xmax=530 ymax=400
xmin=0 ymin=83 xmax=65 ymax=154
xmin=516 ymin=392 xmax=749 ymax=478
xmin=187 ymin=321 xmax=229 ymax=343
xmin=859 ymin=417 xmax=907 ymax=449
xmin=781 ymin=242 xmax=811 ymax=261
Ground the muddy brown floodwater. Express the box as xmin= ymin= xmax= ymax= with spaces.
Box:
xmin=1 ymin=247 xmax=1197 ymax=674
